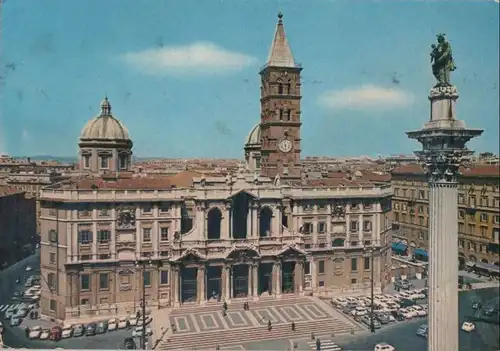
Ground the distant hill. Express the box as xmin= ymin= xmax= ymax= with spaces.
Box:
xmin=13 ymin=155 xmax=78 ymax=163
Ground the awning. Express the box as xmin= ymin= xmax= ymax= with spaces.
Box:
xmin=392 ymin=242 xmax=407 ymax=253
xmin=414 ymin=248 xmax=428 ymax=257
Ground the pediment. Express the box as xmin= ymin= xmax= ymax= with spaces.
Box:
xmin=226 ymin=189 xmax=258 ymax=199
xmin=175 ymin=249 xmax=207 ymax=263
xmin=278 ymin=245 xmax=307 ymax=258
xmin=226 ymin=246 xmax=260 ymax=261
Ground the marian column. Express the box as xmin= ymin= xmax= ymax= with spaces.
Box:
xmin=407 ymin=34 xmax=483 ymax=351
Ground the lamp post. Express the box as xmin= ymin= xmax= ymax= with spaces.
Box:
xmin=135 ymin=259 xmax=152 ymax=350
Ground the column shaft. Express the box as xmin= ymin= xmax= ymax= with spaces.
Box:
xmin=428 ymin=182 xmax=459 ymax=351
xmin=252 ymin=264 xmax=259 ymax=297
xmin=248 ymin=265 xmax=253 ymax=296
xmin=274 ymin=262 xmax=282 ymax=295
xmin=198 ymin=267 xmax=206 ymax=304
xmin=172 ymin=268 xmax=180 ymax=306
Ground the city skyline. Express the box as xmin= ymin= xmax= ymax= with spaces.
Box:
xmin=1 ymin=0 xmax=499 ymax=158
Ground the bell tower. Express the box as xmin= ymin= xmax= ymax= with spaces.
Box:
xmin=259 ymin=12 xmax=302 ymax=181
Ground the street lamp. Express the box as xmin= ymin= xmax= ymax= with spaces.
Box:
xmin=135 ymin=258 xmax=154 ymax=350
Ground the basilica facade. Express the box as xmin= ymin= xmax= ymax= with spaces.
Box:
xmin=39 ymin=14 xmax=393 ymax=322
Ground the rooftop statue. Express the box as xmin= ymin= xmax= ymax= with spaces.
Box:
xmin=430 ymin=33 xmax=456 ymax=87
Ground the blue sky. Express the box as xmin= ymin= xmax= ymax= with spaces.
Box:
xmin=1 ymin=0 xmax=499 ymax=158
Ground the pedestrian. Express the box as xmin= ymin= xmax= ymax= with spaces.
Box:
xmin=316 ymin=338 xmax=321 ymax=351
xmin=223 ymin=301 xmax=228 ymax=311
xmin=25 ymin=327 xmax=30 ymax=337
xmin=291 ymin=322 xmax=295 ymax=331
xmin=268 ymin=320 xmax=272 ymax=331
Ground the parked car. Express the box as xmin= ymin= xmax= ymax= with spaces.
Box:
xmin=49 ymin=326 xmax=62 ymax=341
xmin=72 ymin=324 xmax=84 ymax=337
xmin=390 ymin=310 xmax=406 ymax=321
xmin=351 ymin=307 xmax=367 ymax=317
xmin=16 ymin=309 xmax=29 ymax=318
xmin=96 ymin=321 xmax=108 ymax=334
xmin=39 ymin=329 xmax=50 ymax=340
xmin=374 ymin=343 xmax=396 ymax=351
xmin=132 ymin=326 xmax=152 ymax=338
xmin=375 ymin=312 xmax=391 ymax=324
xmin=399 ymin=298 xmax=416 ymax=308
xmin=394 ymin=279 xmax=412 ymax=290
xmin=85 ymin=323 xmax=97 ymax=336
xmin=472 ymin=301 xmax=483 ymax=310
xmin=118 ymin=317 xmax=128 ymax=329
xmin=483 ymin=307 xmax=497 ymax=317
xmin=10 ymin=317 xmax=22 ymax=327
xmin=416 ymin=324 xmax=428 ymax=338
xmin=128 ymin=316 xmax=138 ymax=326
xmin=29 ymin=326 xmax=42 ymax=339
xmin=108 ymin=318 xmax=118 ymax=331
xmin=137 ymin=315 xmax=152 ymax=326
xmin=412 ymin=305 xmax=427 ymax=317
xmin=25 ymin=266 xmax=32 ymax=272
xmin=61 ymin=324 xmax=73 ymax=339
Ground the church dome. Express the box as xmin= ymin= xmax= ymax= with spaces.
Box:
xmin=80 ymin=97 xmax=131 ymax=141
xmin=245 ymin=124 xmax=261 ymax=148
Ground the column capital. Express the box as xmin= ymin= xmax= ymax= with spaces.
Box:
xmin=414 ymin=149 xmax=472 ymax=183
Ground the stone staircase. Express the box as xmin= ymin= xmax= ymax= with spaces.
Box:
xmin=157 ymin=316 xmax=354 ymax=350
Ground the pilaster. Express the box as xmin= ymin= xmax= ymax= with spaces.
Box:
xmin=358 ymin=214 xmax=364 ymax=243
xmin=251 ymin=204 xmax=259 ymax=238
xmin=310 ymin=258 xmax=317 ymax=290
xmin=92 ymin=209 xmax=98 ymax=260
xmin=345 ymin=204 xmax=351 ymax=244
xmin=111 ymin=207 xmax=117 ymax=259
xmin=294 ymin=261 xmax=304 ymax=294
xmin=274 ymin=261 xmax=282 ymax=297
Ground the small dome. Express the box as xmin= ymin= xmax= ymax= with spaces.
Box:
xmin=245 ymin=124 xmax=261 ymax=147
xmin=80 ymin=97 xmax=131 ymax=141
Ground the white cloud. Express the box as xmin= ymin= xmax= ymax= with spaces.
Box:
xmin=318 ymin=84 xmax=414 ymax=111
xmin=122 ymin=42 xmax=257 ymax=76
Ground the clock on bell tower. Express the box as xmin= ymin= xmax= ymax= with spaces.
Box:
xmin=259 ymin=12 xmax=302 ymax=181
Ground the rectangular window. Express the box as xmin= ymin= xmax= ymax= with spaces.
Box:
xmin=480 ymin=213 xmax=488 ymax=223
xmin=318 ymin=260 xmax=325 ymax=274
xmin=480 ymin=197 xmax=488 ymax=207
xmin=459 ymin=223 xmax=465 ymax=233
xmin=78 ymin=230 xmax=92 ymax=244
xmin=303 ymin=222 xmax=313 ymax=234
xmin=99 ymin=254 xmax=111 ymax=260
xmin=255 ymin=158 xmax=261 ymax=169
xmin=143 ymin=228 xmax=152 ymax=242
xmin=99 ymin=273 xmax=109 ymax=289
xmin=100 ymin=156 xmax=109 ymax=169
xmin=119 ymin=154 xmax=128 ymax=169
xmin=159 ymin=203 xmax=170 ymax=212
xmin=493 ymin=229 xmax=500 ymax=242
xmin=469 ymin=196 xmax=476 ymax=207
xmin=304 ymin=262 xmax=311 ymax=275
xmin=97 ymin=230 xmax=110 ymax=243
xmin=363 ymin=221 xmax=372 ymax=231
xmin=160 ymin=227 xmax=169 ymax=241
xmin=351 ymin=278 xmax=357 ymax=284
xmin=350 ymin=221 xmax=358 ymax=232
xmin=459 ymin=210 xmax=465 ymax=219
xmin=83 ymin=156 xmax=90 ymax=169
xmin=47 ymin=273 xmax=56 ymax=291
xmin=49 ymin=253 xmax=56 ymax=264
xmin=419 ymin=217 xmax=424 ymax=226
xmin=143 ymin=206 xmax=152 ymax=213
xmin=318 ymin=222 xmax=326 ymax=234
xmin=351 ymin=258 xmax=358 ymax=272
xmin=143 ymin=272 xmax=151 ymax=287
xmin=80 ymin=274 xmax=90 ymax=291
xmin=458 ymin=194 xmax=465 ymax=204
xmin=494 ymin=216 xmax=500 ymax=224
xmin=160 ymin=271 xmax=169 ymax=285
xmin=419 ymin=190 xmax=425 ymax=199
xmin=364 ymin=257 xmax=370 ymax=270
xmin=50 ymin=299 xmax=57 ymax=312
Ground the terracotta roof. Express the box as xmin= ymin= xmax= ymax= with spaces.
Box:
xmin=169 ymin=171 xmax=202 ymax=188
xmin=63 ymin=175 xmax=173 ymax=190
xmin=0 ymin=186 xmax=24 ymax=197
xmin=302 ymin=178 xmax=373 ymax=187
xmin=359 ymin=172 xmax=392 ymax=182
xmin=391 ymin=164 xmax=500 ymax=178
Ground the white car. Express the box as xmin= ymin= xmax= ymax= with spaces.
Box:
xmin=108 ymin=318 xmax=118 ymax=331
xmin=128 ymin=316 xmax=138 ymax=326
xmin=118 ymin=317 xmax=128 ymax=329
xmin=410 ymin=291 xmax=426 ymax=300
xmin=461 ymin=321 xmax=475 ymax=332
xmin=28 ymin=326 xmax=42 ymax=339
xmin=351 ymin=307 xmax=367 ymax=317
xmin=374 ymin=343 xmax=396 ymax=351
xmin=25 ymin=266 xmax=32 ymax=272
xmin=406 ymin=307 xmax=420 ymax=318
xmin=132 ymin=326 xmax=152 ymax=338
xmin=333 ymin=297 xmax=348 ymax=307
xmin=61 ymin=324 xmax=73 ymax=338
xmin=39 ymin=329 xmax=50 ymax=340
xmin=399 ymin=308 xmax=414 ymax=319
xmin=412 ymin=305 xmax=427 ymax=317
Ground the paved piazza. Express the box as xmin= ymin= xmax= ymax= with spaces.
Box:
xmin=159 ymin=297 xmax=358 ymax=350
xmin=169 ymin=300 xmax=333 ymax=334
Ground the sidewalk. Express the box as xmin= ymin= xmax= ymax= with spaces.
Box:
xmin=151 ymin=308 xmax=171 ymax=349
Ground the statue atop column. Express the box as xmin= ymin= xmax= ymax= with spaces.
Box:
xmin=430 ymin=33 xmax=456 ymax=87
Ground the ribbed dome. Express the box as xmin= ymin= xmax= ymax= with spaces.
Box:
xmin=245 ymin=124 xmax=261 ymax=147
xmin=80 ymin=97 xmax=131 ymax=141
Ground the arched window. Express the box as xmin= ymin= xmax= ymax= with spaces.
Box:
xmin=332 ymin=238 xmax=345 ymax=247
xmin=469 ymin=255 xmax=477 ymax=262
xmin=481 ymin=258 xmax=488 ymax=264
xmin=207 ymin=208 xmax=222 ymax=240
xmin=259 ymin=207 xmax=273 ymax=237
